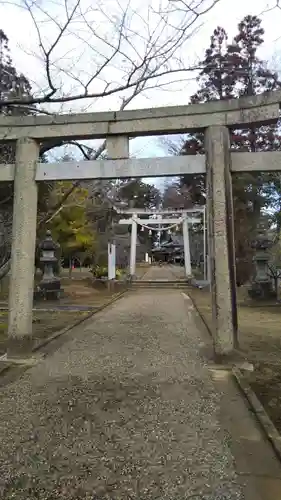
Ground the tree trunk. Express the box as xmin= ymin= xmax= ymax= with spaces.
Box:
xmin=0 ymin=259 xmax=11 ymax=280
xmin=69 ymin=257 xmax=73 ymax=279
xmin=275 ymin=276 xmax=279 ymax=301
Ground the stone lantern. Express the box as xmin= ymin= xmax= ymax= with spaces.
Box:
xmin=248 ymin=227 xmax=275 ymax=300
xmin=38 ymin=230 xmax=61 ymax=300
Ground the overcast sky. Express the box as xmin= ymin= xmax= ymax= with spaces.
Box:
xmin=2 ymin=0 xmax=281 ymax=186
xmin=2 ymin=0 xmax=281 ymax=106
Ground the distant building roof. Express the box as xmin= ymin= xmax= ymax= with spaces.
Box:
xmin=161 ymin=234 xmax=184 ymax=247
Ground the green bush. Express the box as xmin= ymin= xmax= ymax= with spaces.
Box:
xmin=115 ymin=269 xmax=122 ymax=279
xmin=91 ymin=265 xmax=108 ymax=279
xmin=91 ymin=265 xmax=123 ymax=279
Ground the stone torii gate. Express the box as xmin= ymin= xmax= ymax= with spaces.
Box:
xmin=1 ymin=90 xmax=281 ymax=359
xmin=118 ymin=210 xmax=201 ymax=277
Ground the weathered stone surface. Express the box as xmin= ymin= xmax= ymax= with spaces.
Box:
xmin=106 ymin=135 xmax=129 ymax=159
xmin=0 ymin=88 xmax=280 ymax=128
xmin=205 ymin=126 xmax=237 ymax=356
xmin=7 ymin=137 xmax=39 ymax=355
xmin=231 ymin=150 xmax=281 ymax=171
xmin=36 ymin=156 xmax=204 ymax=181
xmin=0 ymin=90 xmax=279 ymax=140
xmin=3 ymin=151 xmax=281 ymax=183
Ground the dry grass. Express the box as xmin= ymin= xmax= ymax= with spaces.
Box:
xmin=188 ymin=287 xmax=281 ymax=433
xmin=61 ymin=278 xmax=126 ymax=304
xmin=0 ymin=277 xmax=127 ymax=355
xmin=0 ymin=310 xmax=89 ymax=355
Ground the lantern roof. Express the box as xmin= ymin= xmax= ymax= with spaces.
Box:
xmin=39 ymin=230 xmax=60 ymax=251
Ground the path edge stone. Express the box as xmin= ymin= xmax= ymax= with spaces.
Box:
xmin=233 ymin=367 xmax=281 ymax=463
xmin=186 ymin=291 xmax=281 ymax=463
xmin=186 ymin=290 xmax=213 ymax=339
xmin=0 ymin=288 xmax=128 ymax=377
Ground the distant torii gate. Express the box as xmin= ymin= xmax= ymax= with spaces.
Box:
xmin=118 ymin=209 xmax=201 ymax=277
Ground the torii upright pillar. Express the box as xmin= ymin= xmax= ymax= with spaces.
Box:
xmin=129 ymin=213 xmax=138 ymax=277
xmin=8 ymin=138 xmax=39 ymax=357
xmin=182 ymin=215 xmax=191 ymax=277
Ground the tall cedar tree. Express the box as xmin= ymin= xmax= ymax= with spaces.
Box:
xmin=0 ymin=29 xmax=57 ymax=273
xmin=0 ymin=29 xmax=51 ymax=214
xmin=179 ymin=16 xmax=281 ymax=283
xmin=117 ymin=179 xmax=161 ymax=246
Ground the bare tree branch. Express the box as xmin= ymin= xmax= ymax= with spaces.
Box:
xmin=0 ymin=0 xmax=220 ymax=278
xmin=258 ymin=0 xmax=281 ymax=15
xmin=38 ymin=77 xmax=149 ymax=228
xmin=0 ymin=0 xmax=220 ymax=108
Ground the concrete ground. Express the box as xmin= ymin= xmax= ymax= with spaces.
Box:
xmin=139 ymin=263 xmax=186 ymax=280
xmin=0 ymin=266 xmax=281 ymax=499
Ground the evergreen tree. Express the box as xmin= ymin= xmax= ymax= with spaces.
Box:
xmin=0 ymin=30 xmax=51 ymax=211
xmin=179 ymin=15 xmax=281 ymax=283
xmin=117 ymin=179 xmax=161 ymax=246
xmin=0 ymin=29 xmax=53 ymax=271
xmin=0 ymin=29 xmax=33 ymax=163
xmin=0 ymin=29 xmax=32 ymax=115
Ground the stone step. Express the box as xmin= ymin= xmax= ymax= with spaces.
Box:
xmin=132 ymin=282 xmax=189 ymax=285
xmin=133 ymin=280 xmax=188 ymax=284
xmin=130 ymin=280 xmax=191 ymax=289
xmin=131 ymin=287 xmax=190 ymax=289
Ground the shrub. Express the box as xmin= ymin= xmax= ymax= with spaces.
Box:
xmin=91 ymin=265 xmax=124 ymax=279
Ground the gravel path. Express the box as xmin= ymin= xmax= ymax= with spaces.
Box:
xmin=0 ymin=275 xmax=244 ymax=499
